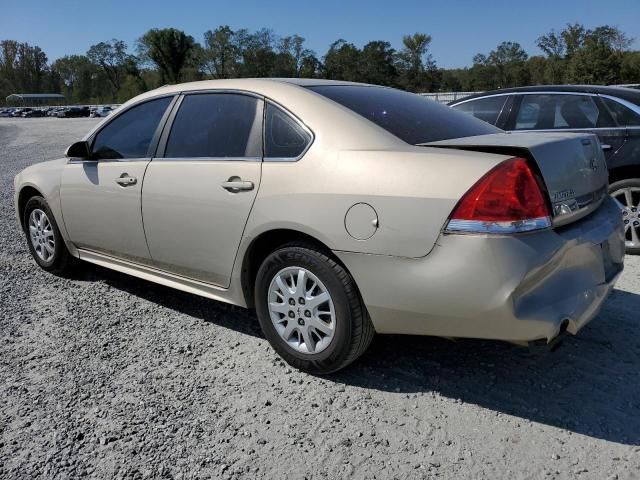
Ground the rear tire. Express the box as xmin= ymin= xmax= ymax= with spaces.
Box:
xmin=23 ymin=196 xmax=77 ymax=275
xmin=255 ymin=245 xmax=374 ymax=374
xmin=609 ymin=178 xmax=640 ymax=255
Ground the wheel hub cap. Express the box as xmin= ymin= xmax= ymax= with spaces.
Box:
xmin=267 ymin=266 xmax=336 ymax=354
xmin=28 ymin=209 xmax=55 ymax=262
xmin=612 ymin=186 xmax=640 ymax=249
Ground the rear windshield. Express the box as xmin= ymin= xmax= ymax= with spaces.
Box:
xmin=307 ymin=85 xmax=500 ymax=145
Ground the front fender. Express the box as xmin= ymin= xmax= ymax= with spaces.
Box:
xmin=14 ymin=158 xmax=76 ymax=254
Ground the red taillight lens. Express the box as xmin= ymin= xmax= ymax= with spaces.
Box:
xmin=446 ymin=157 xmax=551 ymax=234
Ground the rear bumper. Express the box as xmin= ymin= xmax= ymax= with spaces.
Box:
xmin=335 ymin=196 xmax=625 ymax=343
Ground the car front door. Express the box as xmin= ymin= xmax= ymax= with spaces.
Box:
xmin=141 ymin=92 xmax=263 ymax=287
xmin=60 ymin=95 xmax=175 ymax=263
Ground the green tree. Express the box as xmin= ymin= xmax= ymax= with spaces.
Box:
xmin=234 ymin=28 xmax=277 ymax=77
xmin=526 ymin=56 xmax=548 ymax=85
xmin=51 ymin=55 xmax=95 ymax=102
xmin=536 ymin=30 xmax=566 ymax=83
xmin=488 ymin=41 xmax=529 ymax=87
xmin=274 ymin=35 xmax=316 ymax=77
xmin=358 ymin=41 xmax=397 ymax=86
xmin=137 ymin=28 xmax=199 ymax=84
xmin=566 ymin=25 xmax=631 ymax=84
xmin=398 ymin=33 xmax=436 ymax=91
xmin=621 ymin=51 xmax=640 ymax=84
xmin=323 ymin=39 xmax=361 ymax=81
xmin=202 ymin=25 xmax=238 ymax=78
xmin=562 ymin=23 xmax=588 ymax=58
xmin=87 ymin=39 xmax=134 ymax=95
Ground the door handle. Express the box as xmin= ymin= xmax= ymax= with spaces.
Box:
xmin=115 ymin=174 xmax=137 ymax=186
xmin=221 ymin=177 xmax=254 ymax=192
xmin=601 ymin=144 xmax=612 ymax=151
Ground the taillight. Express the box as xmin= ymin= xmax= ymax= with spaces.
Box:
xmin=446 ymin=157 xmax=551 ymax=234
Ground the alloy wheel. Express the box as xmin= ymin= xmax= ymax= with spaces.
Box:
xmin=28 ymin=208 xmax=55 ymax=262
xmin=612 ymin=186 xmax=640 ymax=249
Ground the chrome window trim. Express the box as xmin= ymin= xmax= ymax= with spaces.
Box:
xmin=67 ymin=157 xmax=150 ymax=164
xmin=178 ymin=88 xmax=264 ymax=100
xmin=263 ymin=99 xmax=315 ymax=163
xmin=513 ymin=127 xmax=627 ymax=133
xmin=451 ymin=91 xmax=598 ymax=107
xmin=153 ymin=156 xmax=262 ymax=163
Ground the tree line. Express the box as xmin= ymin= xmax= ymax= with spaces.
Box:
xmin=1 ymin=23 xmax=639 ymax=105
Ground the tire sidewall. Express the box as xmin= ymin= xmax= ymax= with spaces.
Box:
xmin=23 ymin=196 xmax=66 ymax=270
xmin=255 ymin=247 xmax=354 ymax=369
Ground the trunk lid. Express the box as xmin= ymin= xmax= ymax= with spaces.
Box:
xmin=424 ymin=131 xmax=609 ymax=226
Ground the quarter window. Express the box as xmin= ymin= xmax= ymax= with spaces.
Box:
xmin=601 ymin=97 xmax=640 ymax=126
xmin=92 ymin=96 xmax=172 ymax=159
xmin=264 ymin=103 xmax=312 ymax=158
xmin=514 ymin=94 xmax=612 ymax=130
xmin=165 ymin=93 xmax=263 ymax=158
xmin=452 ymin=96 xmax=507 ymax=125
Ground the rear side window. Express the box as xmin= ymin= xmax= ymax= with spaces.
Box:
xmin=92 ymin=96 xmax=172 ymax=159
xmin=165 ymin=93 xmax=263 ymax=158
xmin=452 ymin=96 xmax=507 ymax=125
xmin=264 ymin=103 xmax=312 ymax=158
xmin=514 ymin=94 xmax=613 ymax=130
xmin=307 ymin=85 xmax=500 ymax=145
xmin=601 ymin=97 xmax=640 ymax=126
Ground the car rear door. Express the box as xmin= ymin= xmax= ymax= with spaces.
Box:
xmin=60 ymin=95 xmax=175 ymax=263
xmin=507 ymin=92 xmax=626 ymax=163
xmin=141 ymin=92 xmax=263 ymax=288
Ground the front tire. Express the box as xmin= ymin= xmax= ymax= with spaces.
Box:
xmin=23 ymin=196 xmax=77 ymax=274
xmin=609 ymin=178 xmax=640 ymax=255
xmin=255 ymin=245 xmax=374 ymax=374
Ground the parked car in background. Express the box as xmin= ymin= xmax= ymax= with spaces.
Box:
xmin=48 ymin=107 xmax=65 ymax=117
xmin=14 ymin=79 xmax=624 ymax=373
xmin=23 ymin=109 xmax=46 ymax=118
xmin=0 ymin=108 xmax=15 ymax=117
xmin=11 ymin=108 xmax=28 ymax=117
xmin=57 ymin=106 xmax=90 ymax=118
xmin=450 ymin=85 xmax=640 ymax=254
xmin=90 ymin=106 xmax=113 ymax=118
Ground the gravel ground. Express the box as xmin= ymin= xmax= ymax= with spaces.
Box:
xmin=1 ymin=117 xmax=639 ymax=480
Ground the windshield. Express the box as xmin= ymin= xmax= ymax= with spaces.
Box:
xmin=307 ymin=85 xmax=501 ymax=145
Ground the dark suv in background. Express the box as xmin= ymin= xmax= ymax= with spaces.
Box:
xmin=450 ymin=85 xmax=640 ymax=254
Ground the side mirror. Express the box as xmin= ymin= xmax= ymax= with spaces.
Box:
xmin=65 ymin=140 xmax=91 ymax=159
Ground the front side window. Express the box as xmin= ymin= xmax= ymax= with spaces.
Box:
xmin=264 ymin=103 xmax=312 ymax=158
xmin=601 ymin=97 xmax=640 ymax=126
xmin=514 ymin=94 xmax=610 ymax=130
xmin=165 ymin=93 xmax=262 ymax=158
xmin=92 ymin=96 xmax=172 ymax=159
xmin=452 ymin=96 xmax=507 ymax=125
xmin=308 ymin=85 xmax=500 ymax=145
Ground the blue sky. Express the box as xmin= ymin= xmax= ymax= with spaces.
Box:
xmin=2 ymin=0 xmax=639 ymax=68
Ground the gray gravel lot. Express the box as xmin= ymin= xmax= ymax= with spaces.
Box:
xmin=1 ymin=117 xmax=639 ymax=480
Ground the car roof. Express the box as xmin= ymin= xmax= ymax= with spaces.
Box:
xmin=131 ymin=78 xmax=374 ymax=102
xmin=450 ymin=85 xmax=640 ymax=105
